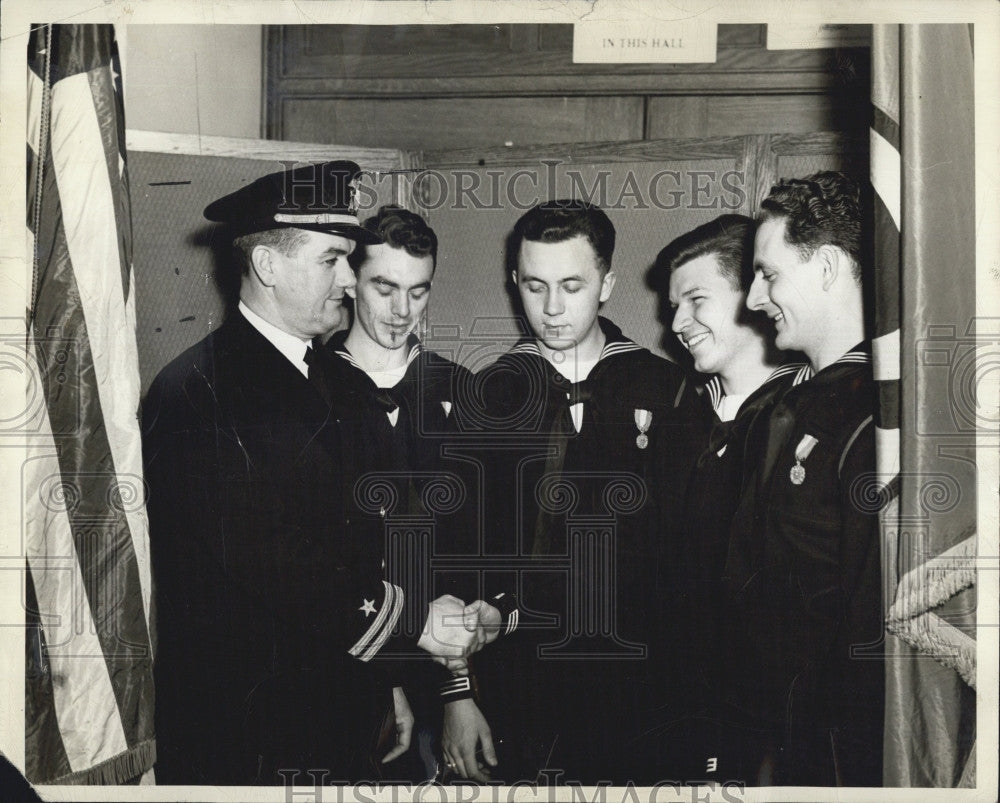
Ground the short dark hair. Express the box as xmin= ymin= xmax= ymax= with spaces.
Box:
xmin=232 ymin=228 xmax=309 ymax=276
xmin=759 ymin=171 xmax=869 ymax=282
xmin=350 ymin=205 xmax=438 ymax=271
xmin=513 ymin=200 xmax=616 ymax=272
xmin=653 ymin=214 xmax=755 ymax=292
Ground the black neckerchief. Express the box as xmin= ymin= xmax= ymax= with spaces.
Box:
xmin=324 ymin=330 xmax=422 ymax=416
xmin=698 ymin=362 xmax=812 ymax=463
xmin=505 ymin=319 xmax=643 ymax=555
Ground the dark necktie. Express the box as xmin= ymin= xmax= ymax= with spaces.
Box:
xmin=303 ymin=341 xmax=331 ymax=404
xmin=371 ymin=386 xmax=405 ymax=415
xmin=698 ymin=417 xmax=738 ymax=468
xmin=532 ymin=378 xmax=588 ymax=556
xmin=566 ymin=379 xmax=592 ymax=407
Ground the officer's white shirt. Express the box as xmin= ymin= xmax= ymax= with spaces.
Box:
xmin=239 ymin=301 xmax=311 ymax=378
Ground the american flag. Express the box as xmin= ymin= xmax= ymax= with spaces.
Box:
xmin=25 ymin=23 xmax=155 ymax=784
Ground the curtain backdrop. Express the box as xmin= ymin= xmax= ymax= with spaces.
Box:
xmin=871 ymin=24 xmax=978 ymax=788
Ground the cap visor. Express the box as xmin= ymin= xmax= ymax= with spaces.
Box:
xmin=288 ymin=222 xmax=383 ymax=245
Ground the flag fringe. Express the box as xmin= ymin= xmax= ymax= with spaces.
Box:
xmin=45 ymin=739 xmax=155 ymax=786
xmin=888 ymin=610 xmax=977 ymax=690
xmin=886 ymin=533 xmax=977 ymax=689
xmin=887 ymin=532 xmax=976 ymax=621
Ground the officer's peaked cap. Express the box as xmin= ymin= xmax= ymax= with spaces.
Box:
xmin=204 ymin=160 xmax=382 ymax=244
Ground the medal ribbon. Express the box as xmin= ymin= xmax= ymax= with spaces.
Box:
xmin=634 ymin=408 xmax=652 ymax=448
xmin=634 ymin=408 xmax=652 ymax=432
xmin=794 ymin=434 xmax=819 ymax=463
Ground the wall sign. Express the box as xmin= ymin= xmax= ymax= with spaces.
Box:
xmin=573 ymin=20 xmax=717 ymax=64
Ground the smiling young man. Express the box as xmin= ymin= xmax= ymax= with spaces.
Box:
xmin=317 ymin=205 xmax=467 ymax=464
xmin=319 ymin=205 xmax=475 ymax=515
xmin=449 ymin=200 xmax=705 ymax=785
xmin=649 ymin=214 xmax=811 ymax=781
xmin=665 ymin=214 xmax=792 ymax=403
xmin=722 ymin=172 xmax=884 ymax=786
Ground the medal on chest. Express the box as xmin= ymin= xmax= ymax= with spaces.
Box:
xmin=634 ymin=408 xmax=652 ymax=449
xmin=790 ymin=434 xmax=819 ymax=485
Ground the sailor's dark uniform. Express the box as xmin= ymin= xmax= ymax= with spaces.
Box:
xmin=321 ymin=330 xmax=518 ymax=653
xmin=321 ymin=331 xmax=469 ymax=531
xmin=320 ymin=331 xmax=518 ymax=777
xmin=468 ymin=317 xmax=708 ymax=784
xmin=722 ymin=343 xmax=884 ymax=786
xmin=656 ymin=362 xmax=812 ymax=781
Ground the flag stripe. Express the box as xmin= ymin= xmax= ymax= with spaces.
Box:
xmin=872 ymin=105 xmax=900 ymax=152
xmin=27 ymin=23 xmax=154 ymax=784
xmin=24 ymin=445 xmax=131 ymax=774
xmin=45 ymin=65 xmax=153 ymax=703
xmin=872 ymin=330 xmax=900 ymax=381
xmin=870 ymin=128 xmax=902 ymax=230
xmin=875 ymin=425 xmax=901 ymax=479
xmin=874 ymin=379 xmax=900 ymax=430
xmin=872 ymin=194 xmax=900 ymax=338
xmin=110 ymin=48 xmax=132 ymax=290
xmin=86 ymin=64 xmax=131 ymax=301
xmin=871 ymin=24 xmax=900 ymax=125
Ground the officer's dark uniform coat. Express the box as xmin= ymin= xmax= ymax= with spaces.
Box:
xmin=144 ymin=313 xmax=409 ymax=784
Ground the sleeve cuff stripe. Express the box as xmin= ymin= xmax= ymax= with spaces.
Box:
xmin=360 ymin=584 xmax=405 ymax=662
xmin=348 ymin=581 xmax=394 ymax=658
xmin=348 ymin=581 xmax=403 ymax=661
xmin=440 ymin=677 xmax=473 ymax=697
xmin=505 ymin=608 xmax=519 ymax=635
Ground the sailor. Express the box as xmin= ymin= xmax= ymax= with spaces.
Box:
xmin=649 ymin=213 xmax=810 ymax=781
xmin=444 ymin=200 xmax=706 ymax=785
xmin=724 ymin=172 xmax=884 ymax=786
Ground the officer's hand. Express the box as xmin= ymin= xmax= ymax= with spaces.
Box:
xmin=418 ymin=595 xmax=476 ymax=660
xmin=381 ymin=686 xmax=414 ymax=764
xmin=463 ymin=600 xmax=503 ymax=651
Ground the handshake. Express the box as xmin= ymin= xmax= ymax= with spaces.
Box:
xmin=416 ymin=595 xmax=502 ymax=673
